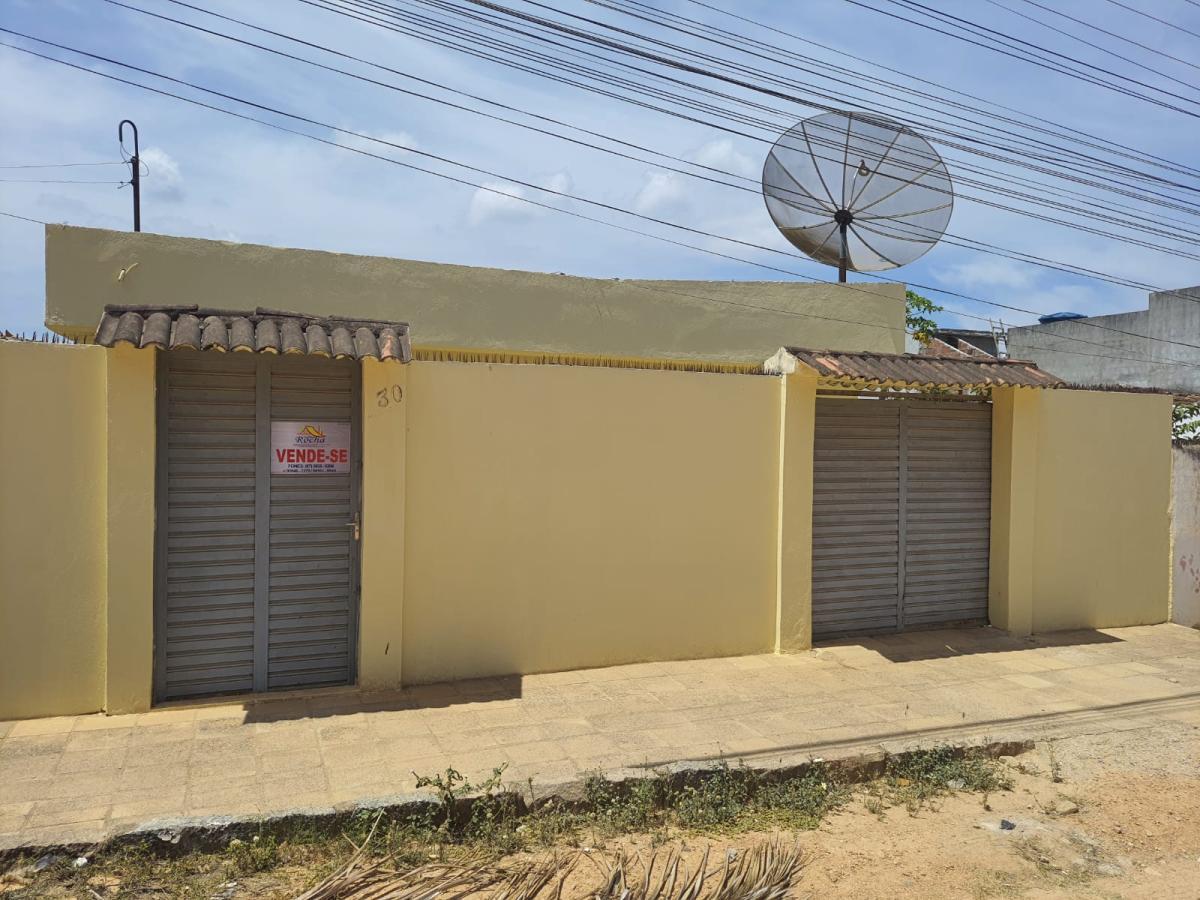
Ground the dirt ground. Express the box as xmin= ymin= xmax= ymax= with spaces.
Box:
xmin=5 ymin=719 xmax=1199 ymax=899
xmin=559 ymin=719 xmax=1200 ymax=900
xmin=773 ymin=719 xmax=1200 ymax=899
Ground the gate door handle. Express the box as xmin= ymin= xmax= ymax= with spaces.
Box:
xmin=347 ymin=512 xmax=360 ymax=542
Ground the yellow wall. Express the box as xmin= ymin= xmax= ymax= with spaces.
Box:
xmin=989 ymin=388 xmax=1038 ymax=635
xmin=104 ymin=345 xmax=157 ymax=714
xmin=775 ymin=371 xmax=816 ymax=652
xmin=0 ymin=343 xmax=108 ymax=719
xmin=399 ymin=361 xmax=781 ymax=683
xmin=358 ymin=359 xmax=408 ymax=689
xmin=1029 ymin=390 xmax=1172 ymax=631
xmin=44 ymin=225 xmax=906 ymax=362
xmin=1 ymin=341 xmax=1174 ymax=719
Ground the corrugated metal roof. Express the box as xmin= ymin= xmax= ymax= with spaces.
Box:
xmin=777 ymin=347 xmax=1064 ymax=389
xmin=94 ymin=305 xmax=411 ymax=362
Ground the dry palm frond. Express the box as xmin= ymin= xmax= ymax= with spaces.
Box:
xmin=589 ymin=841 xmax=803 ymax=900
xmin=294 ymin=815 xmax=503 ymax=900
xmin=708 ymin=841 xmax=805 ymax=900
xmin=295 ymin=857 xmax=503 ymax=900
xmin=492 ymin=853 xmax=577 ymax=900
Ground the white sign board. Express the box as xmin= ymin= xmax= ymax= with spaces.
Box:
xmin=271 ymin=421 xmax=351 ymax=474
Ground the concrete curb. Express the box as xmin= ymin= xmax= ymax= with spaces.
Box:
xmin=0 ymin=736 xmax=1034 ymax=863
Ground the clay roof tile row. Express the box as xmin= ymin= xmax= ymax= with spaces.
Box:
xmin=95 ymin=305 xmax=411 ymax=362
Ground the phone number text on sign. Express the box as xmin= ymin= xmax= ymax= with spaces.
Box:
xmin=271 ymin=421 xmax=351 ymax=474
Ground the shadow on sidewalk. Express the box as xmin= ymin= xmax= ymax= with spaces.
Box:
xmin=819 ymin=625 xmax=1123 ymax=662
xmin=238 ymin=674 xmax=524 ymax=724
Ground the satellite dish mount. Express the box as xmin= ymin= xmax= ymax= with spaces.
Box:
xmin=762 ymin=111 xmax=954 ymax=283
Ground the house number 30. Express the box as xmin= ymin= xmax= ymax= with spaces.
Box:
xmin=376 ymin=385 xmax=404 ymax=407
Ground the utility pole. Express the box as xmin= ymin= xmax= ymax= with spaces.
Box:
xmin=119 ymin=119 xmax=141 ymax=232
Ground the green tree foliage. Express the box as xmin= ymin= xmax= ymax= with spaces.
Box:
xmin=1174 ymin=402 xmax=1200 ymax=440
xmin=905 ymin=289 xmax=943 ymax=345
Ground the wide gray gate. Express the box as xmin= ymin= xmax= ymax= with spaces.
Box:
xmin=812 ymin=396 xmax=991 ymax=640
xmin=155 ymin=353 xmax=360 ymax=701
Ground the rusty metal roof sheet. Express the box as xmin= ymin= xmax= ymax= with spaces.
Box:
xmin=94 ymin=305 xmax=411 ymax=362
xmin=780 ymin=347 xmax=1064 ymax=389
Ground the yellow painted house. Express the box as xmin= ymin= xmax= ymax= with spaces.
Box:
xmin=0 ymin=226 xmax=1173 ymax=721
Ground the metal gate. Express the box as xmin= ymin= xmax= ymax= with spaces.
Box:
xmin=154 ymin=352 xmax=360 ymax=701
xmin=812 ymin=396 xmax=991 ymax=640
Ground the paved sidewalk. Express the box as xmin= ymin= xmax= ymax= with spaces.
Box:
xmin=3 ymin=624 xmax=1200 ymax=851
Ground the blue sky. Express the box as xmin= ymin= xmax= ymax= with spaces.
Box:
xmin=2 ymin=0 xmax=1199 ymax=336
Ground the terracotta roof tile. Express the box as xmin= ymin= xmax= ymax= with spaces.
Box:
xmin=95 ymin=305 xmax=411 ymax=362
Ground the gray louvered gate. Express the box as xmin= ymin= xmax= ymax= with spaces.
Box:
xmin=902 ymin=401 xmax=992 ymax=628
xmin=155 ymin=353 xmax=360 ymax=701
xmin=811 ymin=397 xmax=991 ymax=640
xmin=267 ymin=356 xmax=359 ymax=691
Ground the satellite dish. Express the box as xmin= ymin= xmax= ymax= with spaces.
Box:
xmin=762 ymin=111 xmax=954 ymax=282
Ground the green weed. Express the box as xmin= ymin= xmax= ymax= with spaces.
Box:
xmin=882 ymin=746 xmax=1013 ymax=813
xmin=226 ymin=834 xmax=280 ymax=875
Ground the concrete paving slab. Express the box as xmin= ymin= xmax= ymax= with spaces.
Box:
xmin=2 ymin=624 xmax=1199 ymax=853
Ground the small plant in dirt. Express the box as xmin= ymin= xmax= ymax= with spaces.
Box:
xmin=226 ymin=833 xmax=281 ymax=875
xmin=521 ymin=796 xmax=581 ymax=848
xmin=413 ymin=764 xmax=526 ymax=851
xmin=749 ymin=767 xmax=850 ymax=830
xmin=883 ymin=747 xmax=1013 ymax=813
xmin=673 ymin=763 xmax=756 ymax=828
xmin=1046 ymin=745 xmax=1065 ymax=783
xmin=582 ymin=771 xmax=668 ymax=834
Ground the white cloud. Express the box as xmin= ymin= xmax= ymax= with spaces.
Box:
xmin=690 ymin=138 xmax=757 ymax=179
xmin=934 ymin=256 xmax=1039 ymax=290
xmin=467 ymin=171 xmax=572 ymax=226
xmin=139 ymin=147 xmax=183 ymax=202
xmin=633 ymin=171 xmax=687 ymax=215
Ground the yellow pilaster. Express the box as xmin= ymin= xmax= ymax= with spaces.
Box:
xmin=988 ymin=386 xmax=1040 ymax=637
xmin=775 ymin=370 xmax=817 ymax=652
xmin=358 ymin=359 xmax=408 ymax=689
xmin=105 ymin=344 xmax=157 ymax=713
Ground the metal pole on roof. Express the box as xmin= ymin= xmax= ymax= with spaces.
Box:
xmin=119 ymin=119 xmax=141 ymax=232
xmin=834 ymin=212 xmax=851 ymax=283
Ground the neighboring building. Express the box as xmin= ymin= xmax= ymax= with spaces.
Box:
xmin=1007 ymin=286 xmax=1200 ymax=394
xmin=919 ymin=328 xmax=1005 ymax=360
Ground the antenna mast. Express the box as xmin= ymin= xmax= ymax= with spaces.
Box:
xmin=119 ymin=119 xmax=141 ymax=232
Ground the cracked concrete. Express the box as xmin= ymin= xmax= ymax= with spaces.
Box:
xmin=2 ymin=624 xmax=1199 ymax=853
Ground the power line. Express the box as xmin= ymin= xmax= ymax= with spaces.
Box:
xmin=402 ymin=0 xmax=1200 ymax=199
xmin=299 ymin=0 xmax=1200 ymax=247
xmin=1008 ymin=0 xmax=1200 ymax=76
xmin=1100 ymin=0 xmax=1200 ymax=42
xmin=887 ymin=0 xmax=1200 ymax=95
xmin=0 ymin=209 xmax=49 ymax=224
xmin=843 ymin=0 xmax=1200 ymax=117
xmin=106 ymin=0 xmax=1167 ymax=291
xmin=7 ymin=33 xmax=1200 ymax=364
xmin=576 ymin=0 xmax=1200 ymax=204
xmin=0 ymin=160 xmax=126 ymax=168
xmin=678 ymin=0 xmax=1200 ymax=181
xmin=571 ymin=0 xmax=1200 ymax=220
xmin=0 ymin=177 xmax=127 ymax=184
xmin=292 ymin=0 xmax=1200 ymax=270
xmin=982 ymin=0 xmax=1200 ymax=89
xmin=380 ymin=0 xmax=1200 ymax=229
